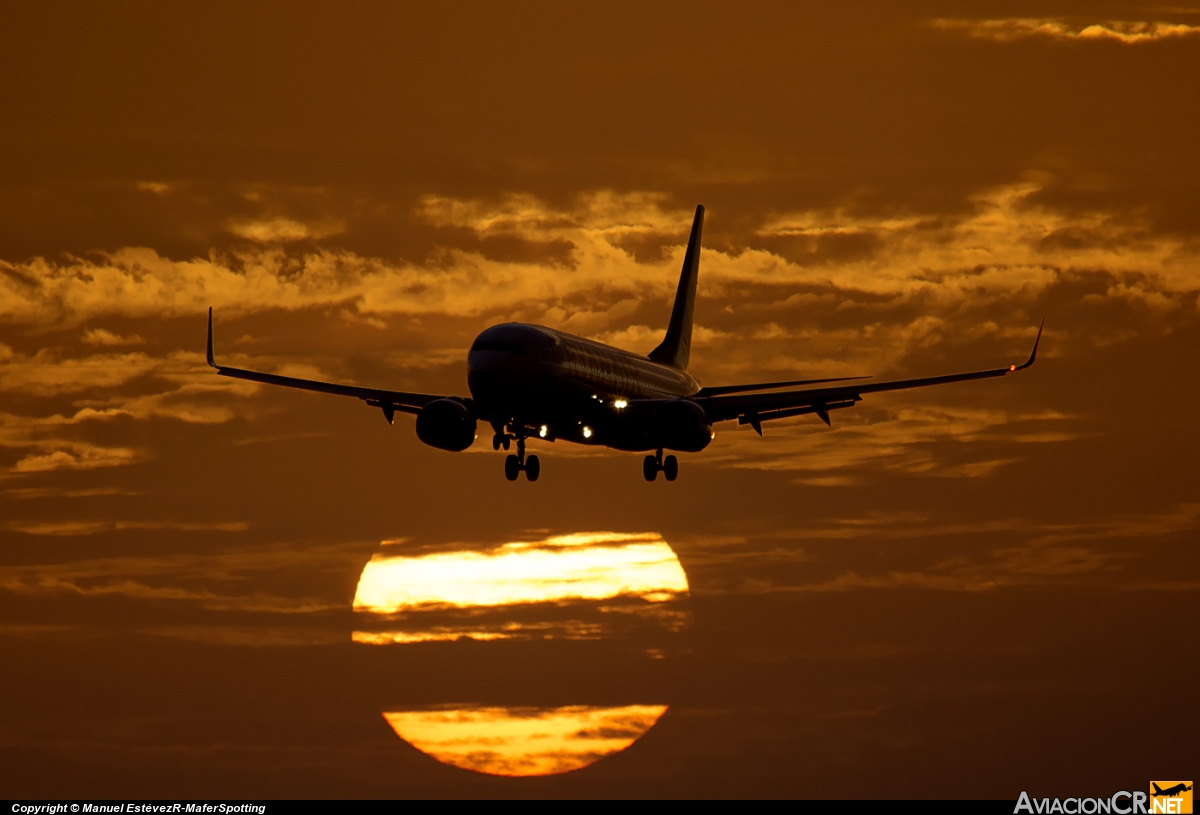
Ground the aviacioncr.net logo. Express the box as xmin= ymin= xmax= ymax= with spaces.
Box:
xmin=1015 ymin=783 xmax=1194 ymax=815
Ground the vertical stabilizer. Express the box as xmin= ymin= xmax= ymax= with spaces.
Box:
xmin=648 ymin=205 xmax=704 ymax=369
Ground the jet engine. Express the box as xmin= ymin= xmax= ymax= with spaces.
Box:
xmin=653 ymin=399 xmax=713 ymax=452
xmin=415 ymin=399 xmax=477 ymax=452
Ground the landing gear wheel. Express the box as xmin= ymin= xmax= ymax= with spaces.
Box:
xmin=492 ymin=433 xmax=503 ymax=451
xmin=643 ymin=454 xmax=658 ymax=482
xmin=504 ymin=454 xmax=520 ymax=481
xmin=663 ymin=455 xmax=678 ymax=481
xmin=525 ymin=455 xmax=540 ymax=482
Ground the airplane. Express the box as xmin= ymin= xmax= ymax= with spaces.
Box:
xmin=206 ymin=204 xmax=1043 ymax=482
xmin=1152 ymin=783 xmax=1193 ymax=798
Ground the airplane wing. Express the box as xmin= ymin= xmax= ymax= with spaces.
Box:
xmin=205 ymin=308 xmax=448 ymax=423
xmin=694 ymin=320 xmax=1044 ymax=434
xmin=694 ymin=375 xmax=871 ymax=397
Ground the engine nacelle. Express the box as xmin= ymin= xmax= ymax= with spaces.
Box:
xmin=415 ymin=399 xmax=477 ymax=452
xmin=653 ymin=399 xmax=713 ymax=453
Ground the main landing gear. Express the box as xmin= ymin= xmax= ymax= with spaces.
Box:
xmin=643 ymin=448 xmax=678 ymax=482
xmin=501 ymin=432 xmax=539 ymax=482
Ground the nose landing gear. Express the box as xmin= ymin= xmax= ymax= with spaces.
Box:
xmin=503 ymin=432 xmax=539 ymax=482
xmin=643 ymin=449 xmax=678 ymax=482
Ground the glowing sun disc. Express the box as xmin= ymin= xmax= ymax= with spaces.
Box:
xmin=354 ymin=531 xmax=689 ymax=613
xmin=383 ymin=704 xmax=668 ymax=776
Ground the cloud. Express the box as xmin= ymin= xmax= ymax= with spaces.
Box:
xmin=227 ymin=217 xmax=346 ymax=243
xmin=930 ymin=18 xmax=1200 ymax=44
xmin=65 ymin=350 xmax=262 ymax=424
xmin=352 ymin=619 xmax=613 ymax=645
xmin=2 ymin=183 xmax=1193 ymax=341
xmin=384 ymin=347 xmax=469 ymax=371
xmin=6 ymin=519 xmax=247 ymax=536
xmin=752 ymin=182 xmax=1198 ymax=301
xmin=1023 ymin=502 xmax=1200 ymax=547
xmin=3 ymin=486 xmax=134 ymax=499
xmin=707 ymin=405 xmax=1073 ymax=477
xmin=0 ymin=540 xmax=364 ymax=614
xmin=709 ymin=503 xmax=1200 ymax=594
xmin=11 ymin=443 xmax=140 ymax=473
xmin=0 ymin=349 xmax=268 ymax=475
xmin=82 ymin=328 xmax=144 ymax=346
xmin=0 ymin=348 xmax=259 ymax=438
xmin=144 ymin=625 xmax=345 ymax=647
xmin=0 ymin=407 xmax=143 ymax=475
xmin=0 ymin=349 xmax=157 ymax=396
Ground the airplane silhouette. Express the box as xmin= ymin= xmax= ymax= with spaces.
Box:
xmin=1152 ymin=783 xmax=1193 ymax=797
xmin=207 ymin=205 xmax=1042 ymax=481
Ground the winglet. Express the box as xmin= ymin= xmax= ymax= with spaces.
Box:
xmin=206 ymin=307 xmax=218 ymax=369
xmin=1013 ymin=315 xmax=1045 ymax=372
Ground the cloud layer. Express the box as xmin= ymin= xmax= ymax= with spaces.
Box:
xmin=932 ymin=18 xmax=1200 ymax=44
xmin=4 ymin=182 xmax=1196 ymax=337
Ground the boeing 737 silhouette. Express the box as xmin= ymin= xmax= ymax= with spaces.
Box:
xmin=206 ymin=205 xmax=1042 ymax=481
xmin=1152 ymin=783 xmax=1193 ymax=798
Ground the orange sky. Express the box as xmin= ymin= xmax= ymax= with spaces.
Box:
xmin=1 ymin=0 xmax=1197 ymax=798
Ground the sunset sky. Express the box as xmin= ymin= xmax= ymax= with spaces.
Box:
xmin=1 ymin=1 xmax=1197 ymax=798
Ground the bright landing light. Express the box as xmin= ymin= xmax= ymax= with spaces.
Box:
xmin=539 ymin=425 xmax=548 ymax=437
xmin=582 ymin=426 xmax=593 ymax=438
xmin=613 ymin=399 xmax=627 ymax=409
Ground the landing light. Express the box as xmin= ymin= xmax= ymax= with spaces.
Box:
xmin=539 ymin=425 xmax=548 ymax=438
xmin=582 ymin=426 xmax=593 ymax=439
xmin=614 ymin=399 xmax=627 ymax=409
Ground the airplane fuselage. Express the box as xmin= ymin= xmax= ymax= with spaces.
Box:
xmin=467 ymin=322 xmax=708 ymax=452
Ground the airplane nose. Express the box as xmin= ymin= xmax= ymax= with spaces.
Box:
xmin=468 ymin=325 xmax=548 ymax=367
xmin=468 ymin=350 xmax=505 ymax=380
xmin=467 ymin=325 xmax=543 ymax=380
xmin=467 ymin=325 xmax=547 ymax=407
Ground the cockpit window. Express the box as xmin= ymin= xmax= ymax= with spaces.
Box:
xmin=471 ymin=340 xmax=526 ymax=353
